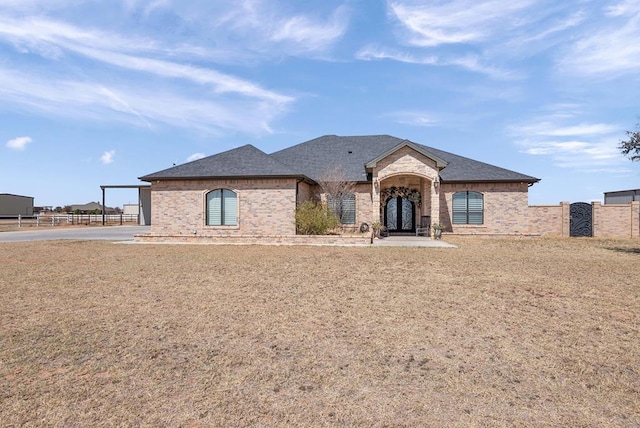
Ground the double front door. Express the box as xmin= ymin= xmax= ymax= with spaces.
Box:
xmin=384 ymin=197 xmax=415 ymax=233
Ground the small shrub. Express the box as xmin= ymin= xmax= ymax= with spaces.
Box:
xmin=295 ymin=201 xmax=340 ymax=235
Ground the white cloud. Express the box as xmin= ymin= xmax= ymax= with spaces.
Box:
xmin=357 ymin=45 xmax=518 ymax=80
xmin=510 ymin=109 xmax=626 ymax=170
xmin=606 ymin=0 xmax=640 ymax=17
xmin=6 ymin=136 xmax=32 ymax=150
xmin=0 ymin=7 xmax=302 ymax=136
xmin=0 ymin=22 xmax=292 ymax=135
xmin=380 ymin=1 xmax=593 ymax=81
xmin=519 ymin=138 xmax=623 ymax=169
xmin=559 ymin=2 xmax=640 ymax=77
xmin=385 ymin=111 xmax=438 ymax=127
xmin=0 ymin=66 xmax=287 ymax=133
xmin=214 ymin=1 xmax=350 ymax=56
xmin=100 ymin=150 xmax=115 ymax=164
xmin=186 ymin=152 xmax=206 ymax=162
xmin=446 ymin=55 xmax=521 ymax=80
xmin=357 ymin=45 xmax=437 ymax=64
xmin=270 ymin=5 xmax=349 ymax=52
xmin=388 ymin=0 xmax=537 ymax=47
xmin=510 ymin=122 xmax=620 ymax=137
xmin=0 ymin=17 xmax=292 ymax=104
xmin=521 ymin=140 xmax=591 ymax=155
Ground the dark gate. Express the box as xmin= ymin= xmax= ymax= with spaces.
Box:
xmin=570 ymin=202 xmax=593 ymax=237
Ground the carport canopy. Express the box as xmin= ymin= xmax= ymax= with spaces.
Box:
xmin=100 ymin=184 xmax=151 ymax=225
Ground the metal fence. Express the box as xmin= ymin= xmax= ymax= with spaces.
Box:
xmin=0 ymin=214 xmax=139 ymax=228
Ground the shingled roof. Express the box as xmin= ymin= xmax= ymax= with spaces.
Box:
xmin=140 ymin=135 xmax=539 ymax=184
xmin=139 ymin=144 xmax=307 ymax=181
xmin=271 ymin=135 xmax=539 ymax=184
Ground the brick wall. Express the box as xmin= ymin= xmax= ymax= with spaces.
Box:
xmin=297 ymin=181 xmax=316 ymax=205
xmin=135 ymin=233 xmax=371 ymax=246
xmin=376 ymin=146 xmax=439 ymax=181
xmin=528 ymin=201 xmax=640 ymax=238
xmin=354 ymin=183 xmax=374 ymax=227
xmin=527 ymin=204 xmax=566 ymax=236
xmin=594 ymin=202 xmax=640 ymax=238
xmin=150 ymin=178 xmax=298 ymax=236
xmin=439 ymin=182 xmax=530 ymax=235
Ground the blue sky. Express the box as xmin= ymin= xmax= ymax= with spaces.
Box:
xmin=1 ymin=0 xmax=639 ymax=208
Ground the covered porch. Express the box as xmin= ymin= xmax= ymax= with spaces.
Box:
xmin=364 ymin=140 xmax=445 ymax=237
xmin=373 ymin=173 xmax=440 ymax=237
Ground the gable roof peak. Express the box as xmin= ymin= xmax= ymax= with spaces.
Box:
xmin=365 ymin=139 xmax=449 ymax=169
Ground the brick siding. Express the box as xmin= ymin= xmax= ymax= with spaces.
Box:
xmin=439 ymin=182 xmax=530 ymax=235
xmin=142 ymin=154 xmax=639 ymax=242
xmin=373 ymin=146 xmax=440 ymax=228
xmin=150 ymin=178 xmax=298 ymax=236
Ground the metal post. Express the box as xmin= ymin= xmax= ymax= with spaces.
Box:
xmin=102 ymin=187 xmax=106 ymax=225
xmin=18 ymin=214 xmax=21 ymax=227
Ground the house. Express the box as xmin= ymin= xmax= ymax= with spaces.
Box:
xmin=69 ymin=202 xmax=118 ymax=214
xmin=139 ymin=135 xmax=539 ymax=240
xmin=0 ymin=193 xmax=34 ymax=216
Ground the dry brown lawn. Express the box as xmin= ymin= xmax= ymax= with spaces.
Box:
xmin=1 ymin=237 xmax=639 ymax=427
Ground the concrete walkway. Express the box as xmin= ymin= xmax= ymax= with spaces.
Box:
xmin=372 ymin=236 xmax=457 ymax=248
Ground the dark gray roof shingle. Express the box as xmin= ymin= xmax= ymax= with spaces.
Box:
xmin=419 ymin=145 xmax=539 ymax=183
xmin=270 ymin=135 xmax=405 ymax=182
xmin=271 ymin=135 xmax=539 ymax=183
xmin=140 ymin=135 xmax=539 ymax=184
xmin=139 ymin=144 xmax=305 ymax=181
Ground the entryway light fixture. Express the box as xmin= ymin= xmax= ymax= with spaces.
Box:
xmin=434 ymin=177 xmax=440 ymax=189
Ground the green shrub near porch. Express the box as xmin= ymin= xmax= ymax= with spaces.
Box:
xmin=295 ymin=201 xmax=340 ymax=235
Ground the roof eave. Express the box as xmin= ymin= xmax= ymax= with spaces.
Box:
xmin=441 ymin=178 xmax=541 ymax=184
xmin=139 ymin=174 xmax=316 ymax=184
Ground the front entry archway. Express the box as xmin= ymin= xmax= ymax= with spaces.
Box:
xmin=384 ymin=196 xmax=415 ymax=233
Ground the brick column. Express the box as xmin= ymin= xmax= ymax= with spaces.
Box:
xmin=592 ymin=201 xmax=601 ymax=237
xmin=561 ymin=201 xmax=570 ymax=237
xmin=431 ymin=180 xmax=441 ymax=227
xmin=632 ymin=201 xmax=640 ymax=239
xmin=372 ymin=175 xmax=381 ymax=224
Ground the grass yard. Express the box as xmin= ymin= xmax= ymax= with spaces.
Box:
xmin=1 ymin=237 xmax=639 ymax=427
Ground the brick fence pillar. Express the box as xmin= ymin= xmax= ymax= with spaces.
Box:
xmin=632 ymin=201 xmax=640 ymax=239
xmin=592 ymin=201 xmax=601 ymax=238
xmin=561 ymin=201 xmax=570 ymax=237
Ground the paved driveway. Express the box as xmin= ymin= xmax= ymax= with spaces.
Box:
xmin=0 ymin=226 xmax=150 ymax=243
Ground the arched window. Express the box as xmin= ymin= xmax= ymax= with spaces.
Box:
xmin=452 ymin=191 xmax=483 ymax=224
xmin=206 ymin=189 xmax=237 ymax=226
xmin=327 ymin=193 xmax=356 ymax=224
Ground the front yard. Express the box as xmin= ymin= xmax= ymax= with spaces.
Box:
xmin=1 ymin=237 xmax=638 ymax=426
